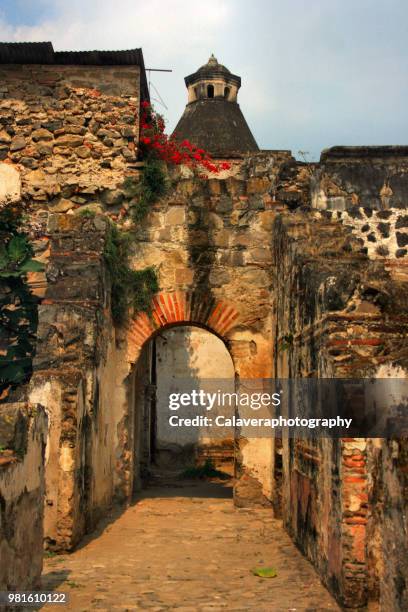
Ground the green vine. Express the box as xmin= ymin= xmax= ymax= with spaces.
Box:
xmin=103 ymin=223 xmax=159 ymax=324
xmin=124 ymin=158 xmax=168 ymax=223
xmin=0 ymin=207 xmax=44 ymax=396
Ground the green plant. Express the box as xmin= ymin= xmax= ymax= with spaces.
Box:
xmin=103 ymin=223 xmax=159 ymax=324
xmin=278 ymin=333 xmax=294 ymax=353
xmin=180 ymin=458 xmax=229 ymax=480
xmin=0 ymin=210 xmax=43 ymax=395
xmin=78 ymin=208 xmax=96 ymax=218
xmin=0 ymin=235 xmax=44 ymax=278
xmin=44 ymin=551 xmax=57 ymax=558
xmin=124 ymin=158 xmax=168 ymax=223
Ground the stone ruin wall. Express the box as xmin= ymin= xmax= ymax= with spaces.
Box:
xmin=0 ymin=403 xmax=48 ymax=592
xmin=0 ymin=62 xmax=143 ymax=552
xmin=0 ymin=63 xmax=407 ymax=608
xmin=123 ymin=151 xmax=310 ymax=505
xmin=312 ymin=146 xmax=408 ymax=211
xmin=0 ymin=62 xmax=141 ymax=218
xmin=272 ymin=208 xmax=408 ymax=609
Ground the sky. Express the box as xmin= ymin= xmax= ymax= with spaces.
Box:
xmin=0 ymin=0 xmax=407 ymax=160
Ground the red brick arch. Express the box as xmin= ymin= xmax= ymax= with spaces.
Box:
xmin=125 ymin=291 xmax=240 ymax=364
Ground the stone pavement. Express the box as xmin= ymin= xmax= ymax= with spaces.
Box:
xmin=41 ymin=477 xmax=340 ymax=611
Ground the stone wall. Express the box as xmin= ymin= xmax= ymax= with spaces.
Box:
xmin=0 ymin=61 xmax=145 ymax=549
xmin=272 ymin=208 xmax=408 ymax=608
xmin=312 ymin=146 xmax=408 ymax=211
xmin=0 ymin=403 xmax=48 ymax=592
xmin=122 ymin=151 xmax=298 ymax=504
xmin=377 ymin=437 xmax=408 ymax=611
xmin=27 ymin=213 xmax=132 ymax=550
xmin=0 ymin=63 xmax=141 ymax=221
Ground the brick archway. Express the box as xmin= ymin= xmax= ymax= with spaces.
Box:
xmin=125 ymin=291 xmax=240 ymax=364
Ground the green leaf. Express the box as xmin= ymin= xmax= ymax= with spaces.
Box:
xmin=8 ymin=235 xmax=29 ymax=263
xmin=0 ymin=271 xmax=22 ymax=278
xmin=1 ymin=309 xmax=25 ymax=325
xmin=0 ymin=363 xmax=27 ymax=384
xmin=0 ymin=244 xmax=9 ymax=270
xmin=5 ymin=345 xmax=30 ymax=359
xmin=20 ymin=259 xmax=45 ymax=273
xmin=251 ymin=567 xmax=278 ymax=578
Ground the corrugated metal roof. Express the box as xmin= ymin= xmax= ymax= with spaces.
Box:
xmin=0 ymin=42 xmax=144 ymax=66
xmin=0 ymin=42 xmax=54 ymax=64
xmin=54 ymin=48 xmax=145 ymax=66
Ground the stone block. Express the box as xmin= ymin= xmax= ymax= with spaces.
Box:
xmin=259 ymin=210 xmax=276 ymax=231
xmin=246 ymin=176 xmax=271 ymax=195
xmin=55 ymin=134 xmax=84 ymax=148
xmin=102 ymin=189 xmax=124 ymax=206
xmin=246 ymin=247 xmax=271 ymax=264
xmin=213 ymin=229 xmax=230 ymax=248
xmin=209 ymin=269 xmax=230 ymax=286
xmin=32 ymin=128 xmax=54 ymax=142
xmin=49 ymin=198 xmax=75 ymax=213
xmin=76 ymin=145 xmax=92 ymax=159
xmin=35 ymin=145 xmax=53 ymax=159
xmin=208 ymin=179 xmax=222 ymax=195
xmin=0 ymin=129 xmax=11 ymax=144
xmin=174 ymin=268 xmax=194 ymax=284
xmin=10 ymin=135 xmax=26 ymax=151
xmin=166 ymin=206 xmax=186 ymax=225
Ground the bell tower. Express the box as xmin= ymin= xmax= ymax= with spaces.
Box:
xmin=185 ymin=53 xmax=240 ymax=103
xmin=172 ymin=55 xmax=259 ymax=157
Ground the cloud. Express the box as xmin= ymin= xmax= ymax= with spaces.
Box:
xmin=0 ymin=0 xmax=407 ymax=159
xmin=0 ymin=1 xmax=230 ymax=57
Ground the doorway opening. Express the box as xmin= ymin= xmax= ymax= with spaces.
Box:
xmin=130 ymin=324 xmax=235 ymax=496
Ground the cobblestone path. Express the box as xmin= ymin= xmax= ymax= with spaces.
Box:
xmin=42 ymin=479 xmax=340 ymax=611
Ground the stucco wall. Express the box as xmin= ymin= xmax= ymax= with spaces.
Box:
xmin=0 ymin=403 xmax=47 ymax=592
xmin=155 ymin=326 xmax=235 ymax=462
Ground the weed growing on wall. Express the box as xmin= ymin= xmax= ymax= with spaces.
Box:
xmin=103 ymin=222 xmax=159 ymax=324
xmin=123 ymin=158 xmax=168 ymax=223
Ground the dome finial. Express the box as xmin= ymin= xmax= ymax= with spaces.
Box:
xmin=208 ymin=53 xmax=218 ymax=65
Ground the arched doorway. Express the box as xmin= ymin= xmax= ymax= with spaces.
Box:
xmin=121 ymin=291 xmax=276 ymax=507
xmin=130 ymin=324 xmax=236 ymax=492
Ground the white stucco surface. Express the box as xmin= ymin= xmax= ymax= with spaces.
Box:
xmin=0 ymin=163 xmax=21 ymax=204
xmin=155 ymin=326 xmax=235 ymax=447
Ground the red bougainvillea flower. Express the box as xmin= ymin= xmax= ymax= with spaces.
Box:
xmin=138 ymin=102 xmax=230 ymax=174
